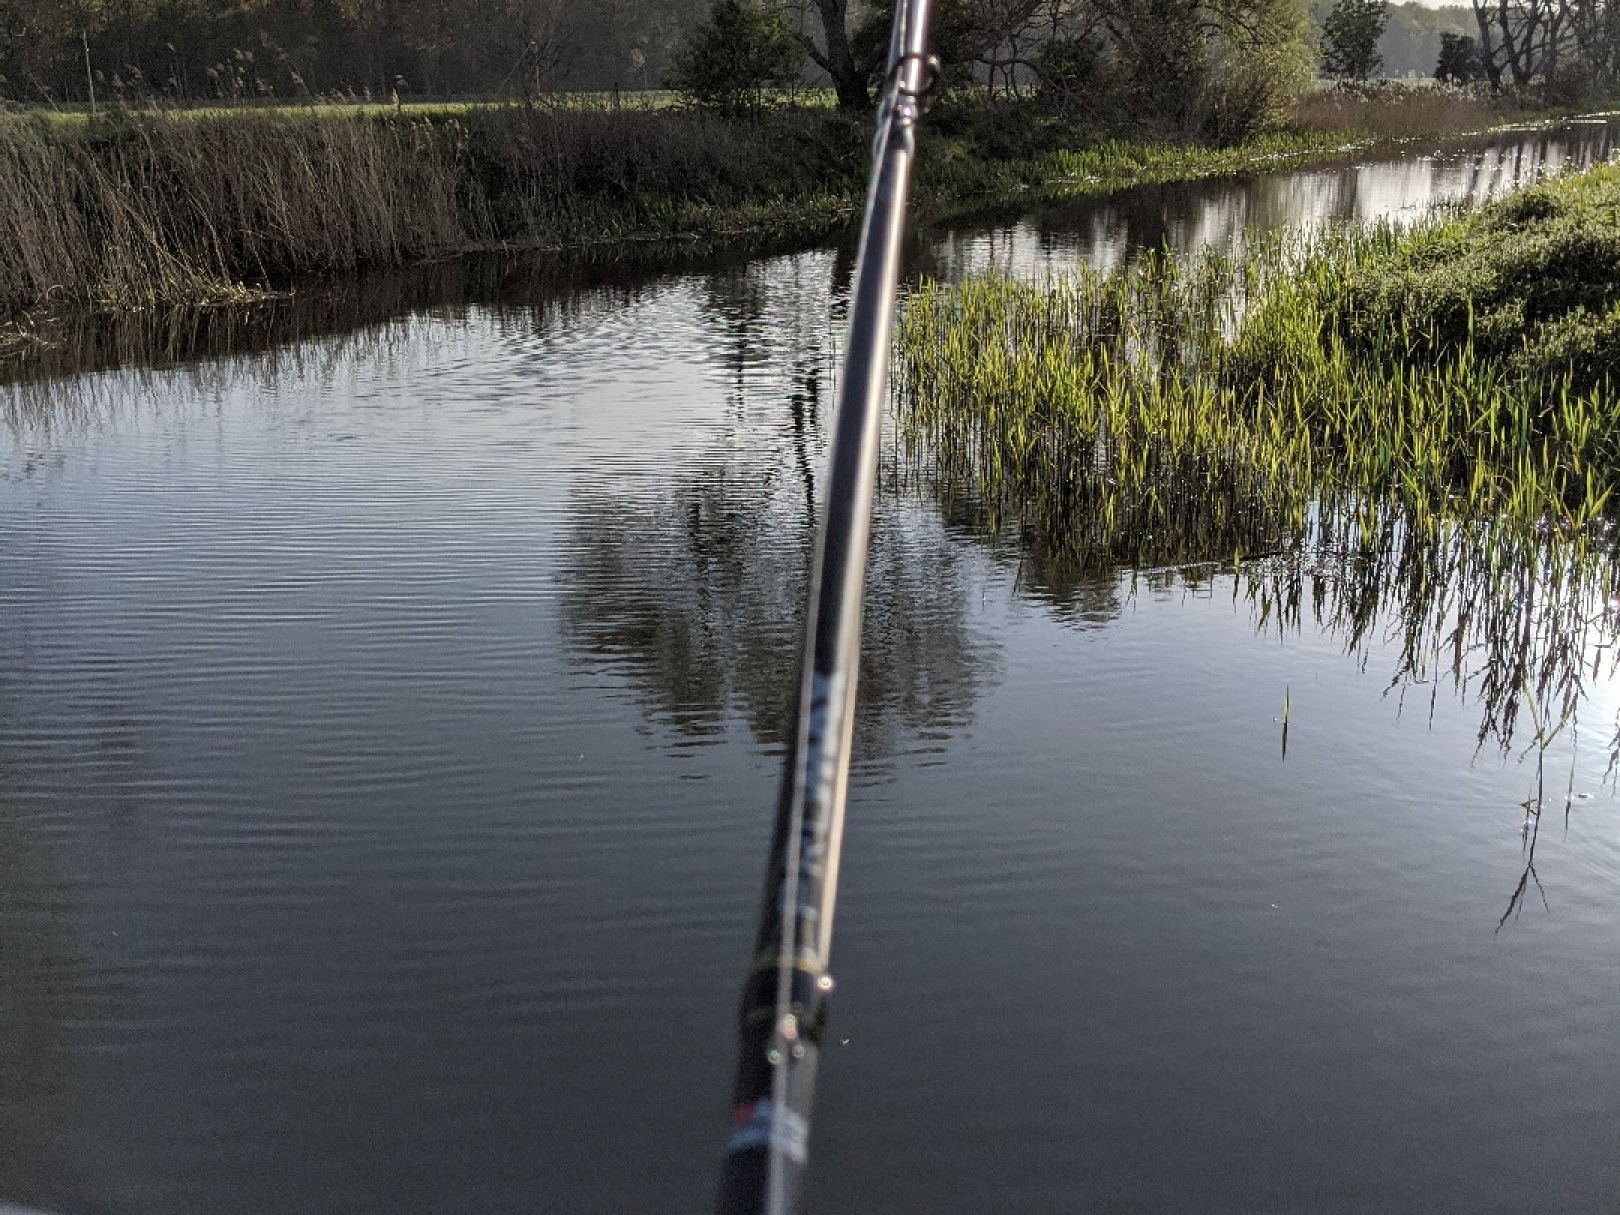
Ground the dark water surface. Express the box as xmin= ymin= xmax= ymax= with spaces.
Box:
xmin=4 ymin=123 xmax=1620 ymax=1214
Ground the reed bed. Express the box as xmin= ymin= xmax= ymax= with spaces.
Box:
xmin=895 ymin=166 xmax=1620 ymax=754
xmin=0 ymin=105 xmax=869 ymax=313
xmin=0 ymin=104 xmax=1347 ymax=315
xmin=1293 ymin=81 xmax=1500 ymax=140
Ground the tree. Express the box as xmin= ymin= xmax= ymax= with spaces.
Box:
xmin=670 ymin=0 xmax=801 ymax=109
xmin=1568 ymin=0 xmax=1620 ymax=91
xmin=1434 ymin=29 xmax=1482 ymax=79
xmin=896 ymin=0 xmax=1314 ymax=131
xmin=779 ymin=0 xmax=881 ymax=107
xmin=852 ymin=0 xmax=1054 ymax=96
xmin=1093 ymin=0 xmax=1314 ymax=137
xmin=1035 ymin=32 xmax=1111 ymax=110
xmin=1469 ymin=0 xmax=1574 ymax=90
xmin=1320 ymin=0 xmax=1388 ymax=77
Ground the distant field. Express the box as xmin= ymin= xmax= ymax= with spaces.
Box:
xmin=1 ymin=88 xmax=840 ymax=124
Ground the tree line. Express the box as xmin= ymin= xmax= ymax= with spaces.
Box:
xmin=677 ymin=0 xmax=1620 ymax=127
xmin=1466 ymin=0 xmax=1620 ymax=91
xmin=0 ymin=0 xmax=710 ymax=105
xmin=675 ymin=0 xmax=1317 ymax=139
xmin=3 ymin=0 xmax=1618 ymax=110
xmin=1310 ymin=0 xmax=1620 ymax=89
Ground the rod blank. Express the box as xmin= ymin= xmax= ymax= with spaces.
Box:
xmin=716 ymin=7 xmax=935 ymax=1215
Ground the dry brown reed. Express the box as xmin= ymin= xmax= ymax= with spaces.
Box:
xmin=0 ymin=106 xmax=864 ymax=313
xmin=1293 ymin=82 xmax=1500 ymax=140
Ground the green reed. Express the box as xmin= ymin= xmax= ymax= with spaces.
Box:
xmin=895 ymin=169 xmax=1620 ymax=755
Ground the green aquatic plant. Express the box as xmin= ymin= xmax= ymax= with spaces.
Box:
xmin=895 ymin=169 xmax=1620 ymax=755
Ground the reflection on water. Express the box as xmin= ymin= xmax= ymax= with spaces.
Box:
xmin=559 ymin=253 xmax=991 ymax=759
xmin=909 ymin=438 xmax=1618 ymax=765
xmin=1 ymin=257 xmax=711 ymax=401
xmin=4 ymin=119 xmax=1620 ymax=1215
xmin=0 ymin=810 xmax=86 ymax=1203
xmin=912 ymin=123 xmax=1618 ymax=280
xmin=565 ymin=483 xmax=992 ymax=759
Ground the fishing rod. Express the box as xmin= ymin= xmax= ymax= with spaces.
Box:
xmin=716 ymin=6 xmax=937 ymax=1215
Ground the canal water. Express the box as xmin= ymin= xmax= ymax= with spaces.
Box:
xmin=4 ymin=121 xmax=1619 ymax=1213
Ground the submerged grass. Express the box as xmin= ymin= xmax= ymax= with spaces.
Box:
xmin=896 ymin=164 xmax=1620 ymax=754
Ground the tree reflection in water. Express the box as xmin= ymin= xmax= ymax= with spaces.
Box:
xmin=902 ymin=447 xmax=1618 ymax=755
xmin=561 ymin=439 xmax=992 ymax=762
xmin=559 ymin=244 xmax=998 ymax=762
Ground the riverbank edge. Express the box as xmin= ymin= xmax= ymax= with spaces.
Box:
xmin=0 ymin=98 xmax=1572 ymax=346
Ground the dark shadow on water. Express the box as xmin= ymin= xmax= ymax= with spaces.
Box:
xmin=0 ymin=232 xmax=827 ymax=389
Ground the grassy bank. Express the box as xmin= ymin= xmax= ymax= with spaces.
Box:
xmin=0 ymin=100 xmax=1364 ymax=315
xmin=896 ymin=164 xmax=1620 ymax=749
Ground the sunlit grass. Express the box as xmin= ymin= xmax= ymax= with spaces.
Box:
xmin=895 ymin=166 xmax=1620 ymax=755
xmin=12 ymin=88 xmax=842 ymax=125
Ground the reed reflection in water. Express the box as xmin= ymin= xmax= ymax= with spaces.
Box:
xmin=911 ymin=454 xmax=1617 ymax=755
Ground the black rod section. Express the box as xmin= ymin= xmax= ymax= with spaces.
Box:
xmin=716 ymin=5 xmax=934 ymax=1215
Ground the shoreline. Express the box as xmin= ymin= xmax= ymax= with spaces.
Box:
xmin=0 ymin=104 xmax=1589 ymax=379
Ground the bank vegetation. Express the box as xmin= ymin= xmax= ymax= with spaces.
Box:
xmin=896 ymin=161 xmax=1620 ymax=749
xmin=0 ymin=101 xmax=1367 ymax=316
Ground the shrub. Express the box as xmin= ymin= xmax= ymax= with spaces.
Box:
xmin=668 ymin=0 xmax=801 ymax=113
xmin=1434 ymin=32 xmax=1482 ymax=85
xmin=1034 ymin=35 xmax=1111 ymax=117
